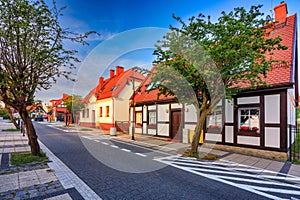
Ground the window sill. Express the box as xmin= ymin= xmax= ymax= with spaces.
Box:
xmin=237 ymin=131 xmax=261 ymax=137
xmin=148 ymin=124 xmax=157 ymax=129
xmin=206 ymin=128 xmax=222 ymax=134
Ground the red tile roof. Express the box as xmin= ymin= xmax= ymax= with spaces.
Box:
xmin=84 ymin=67 xmax=145 ymax=102
xmin=133 ymin=69 xmax=174 ymax=104
xmin=49 ymin=94 xmax=69 ymax=107
xmin=237 ymin=13 xmax=297 ymax=89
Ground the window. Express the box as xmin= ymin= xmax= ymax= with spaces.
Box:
xmin=110 ymin=85 xmax=119 ymax=91
xmin=207 ymin=106 xmax=222 ymax=129
xmin=100 ymin=107 xmax=103 ymax=117
xmin=106 ymin=106 xmax=109 ymax=117
xmin=148 ymin=111 xmax=156 ymax=125
xmin=82 ymin=109 xmax=85 ymax=118
xmin=86 ymin=109 xmax=89 ymax=118
xmin=239 ymin=108 xmax=260 ymax=133
xmin=135 ymin=112 xmax=142 ymax=125
xmin=145 ymin=81 xmax=160 ymax=92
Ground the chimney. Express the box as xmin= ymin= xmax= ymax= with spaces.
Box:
xmin=116 ymin=66 xmax=124 ymax=76
xmin=99 ymin=77 xmax=104 ymax=88
xmin=274 ymin=1 xmax=288 ymax=24
xmin=110 ymin=69 xmax=114 ymax=78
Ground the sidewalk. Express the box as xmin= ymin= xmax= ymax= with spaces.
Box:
xmin=0 ymin=119 xmax=94 ymax=200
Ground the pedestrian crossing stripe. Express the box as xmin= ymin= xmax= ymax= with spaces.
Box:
xmin=154 ymin=155 xmax=300 ymax=200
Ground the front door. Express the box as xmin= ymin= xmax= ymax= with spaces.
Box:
xmin=171 ymin=110 xmax=182 ymax=141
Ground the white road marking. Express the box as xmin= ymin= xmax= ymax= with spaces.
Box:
xmin=160 ymin=159 xmax=283 ymax=200
xmin=101 ymin=142 xmax=109 ymax=145
xmin=218 ymin=175 xmax=300 ymax=189
xmin=94 ymin=140 xmax=100 ymax=142
xmin=155 ymin=155 xmax=300 ymax=200
xmin=110 ymin=145 xmax=119 ymax=148
xmin=121 ymin=148 xmax=131 ymax=152
xmin=245 ymin=184 xmax=300 ymax=195
xmin=135 ymin=153 xmax=147 ymax=157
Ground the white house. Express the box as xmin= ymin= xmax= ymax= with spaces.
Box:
xmin=80 ymin=66 xmax=145 ymax=131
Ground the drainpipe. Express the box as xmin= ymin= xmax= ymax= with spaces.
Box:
xmin=110 ymin=97 xmax=116 ymax=136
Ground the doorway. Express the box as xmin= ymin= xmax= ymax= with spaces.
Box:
xmin=171 ymin=110 xmax=183 ymax=141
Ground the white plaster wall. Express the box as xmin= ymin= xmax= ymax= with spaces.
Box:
xmin=143 ymin=105 xmax=148 ymax=121
xmin=114 ymin=99 xmax=130 ymax=121
xmin=143 ymin=123 xmax=147 ymax=134
xmin=171 ymin=103 xmax=182 ymax=109
xmin=265 ymin=94 xmax=280 ymax=123
xmin=135 ymin=106 xmax=142 ymax=111
xmin=147 ymin=129 xmax=156 ymax=135
xmin=237 ymin=136 xmax=260 ymax=146
xmin=237 ymin=96 xmax=259 ymax=104
xmin=184 ymin=124 xmax=196 ymax=131
xmin=97 ymin=99 xmax=113 ymax=124
xmin=225 ymin=100 xmax=234 ymax=123
xmin=80 ymin=102 xmax=97 ymax=123
xmin=225 ymin=126 xmax=234 ymax=143
xmin=148 ymin=105 xmax=156 ymax=110
xmin=287 ymin=88 xmax=296 ymax=126
xmin=265 ymin=127 xmax=280 ymax=148
xmin=205 ymin=133 xmax=222 ymax=142
xmin=184 ymin=104 xmax=197 ymax=123
xmin=157 ymin=124 xmax=169 ymax=136
xmin=135 ymin=127 xmax=142 ymax=134
xmin=157 ymin=104 xmax=169 ymax=122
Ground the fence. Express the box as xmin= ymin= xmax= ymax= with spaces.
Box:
xmin=115 ymin=121 xmax=130 ymax=134
xmin=289 ymin=125 xmax=300 ymax=163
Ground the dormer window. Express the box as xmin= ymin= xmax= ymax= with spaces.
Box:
xmin=146 ymin=81 xmax=160 ymax=92
xmin=110 ymin=85 xmax=119 ymax=91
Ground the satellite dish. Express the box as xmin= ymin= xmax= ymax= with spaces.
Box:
xmin=266 ymin=15 xmax=272 ymax=22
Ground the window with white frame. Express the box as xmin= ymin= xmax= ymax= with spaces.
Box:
xmin=206 ymin=106 xmax=222 ymax=128
xmin=239 ymin=107 xmax=260 ymax=132
xmin=148 ymin=111 xmax=156 ymax=125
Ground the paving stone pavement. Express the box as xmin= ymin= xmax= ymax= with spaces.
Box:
xmin=0 ymin=120 xmax=84 ymax=200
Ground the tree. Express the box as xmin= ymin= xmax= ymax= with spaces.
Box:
xmin=0 ymin=0 xmax=96 ymax=155
xmin=152 ymin=5 xmax=287 ymax=155
xmin=63 ymin=94 xmax=85 ymax=126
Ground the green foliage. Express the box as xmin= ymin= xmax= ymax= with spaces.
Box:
xmin=152 ymin=5 xmax=287 ymax=153
xmin=11 ymin=151 xmax=49 ymax=166
xmin=3 ymin=128 xmax=20 ymax=132
xmin=152 ymin=5 xmax=287 ymax=106
xmin=64 ymin=94 xmax=85 ymax=114
xmin=0 ymin=107 xmax=10 ymax=119
xmin=0 ymin=0 xmax=97 ymax=108
xmin=0 ymin=0 xmax=96 ymax=154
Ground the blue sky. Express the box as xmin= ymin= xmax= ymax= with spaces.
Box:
xmin=36 ymin=0 xmax=300 ymax=102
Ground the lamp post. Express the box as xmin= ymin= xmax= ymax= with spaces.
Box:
xmin=131 ymin=79 xmax=135 ymax=140
xmin=127 ymin=77 xmax=137 ymax=140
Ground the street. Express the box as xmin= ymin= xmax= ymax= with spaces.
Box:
xmin=34 ymin=122 xmax=300 ymax=200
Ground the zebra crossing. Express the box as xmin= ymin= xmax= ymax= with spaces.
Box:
xmin=154 ymin=155 xmax=300 ymax=200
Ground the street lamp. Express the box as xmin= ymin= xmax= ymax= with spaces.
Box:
xmin=127 ymin=77 xmax=141 ymax=141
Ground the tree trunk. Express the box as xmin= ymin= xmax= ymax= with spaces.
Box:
xmin=5 ymin=107 xmax=20 ymax=129
xmin=20 ymin=109 xmax=40 ymax=155
xmin=191 ymin=108 xmax=208 ymax=154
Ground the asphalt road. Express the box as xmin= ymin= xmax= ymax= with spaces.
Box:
xmin=34 ymin=122 xmax=269 ymax=200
